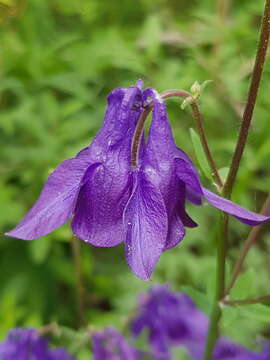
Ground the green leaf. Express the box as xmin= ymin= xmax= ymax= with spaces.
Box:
xmin=181 ymin=96 xmax=194 ymax=110
xmin=230 ymin=268 xmax=256 ymax=300
xmin=140 ymin=14 xmax=162 ymax=59
xmin=222 ymin=306 xmax=239 ymax=328
xmin=189 ymin=128 xmax=212 ymax=180
xmin=240 ymin=303 xmax=270 ymax=323
xmin=218 ymin=167 xmax=229 ymax=183
xmin=171 ymin=347 xmax=192 ymax=359
xmin=29 ymin=237 xmax=52 ymax=264
xmin=0 ymin=0 xmax=13 ymax=6
xmin=181 ymin=286 xmax=211 ymax=315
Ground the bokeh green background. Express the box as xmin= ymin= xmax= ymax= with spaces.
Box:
xmin=1 ymin=0 xmax=270 ymax=358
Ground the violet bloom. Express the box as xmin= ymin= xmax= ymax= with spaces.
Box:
xmin=123 ymin=89 xmax=270 ymax=279
xmin=0 ymin=328 xmax=74 ymax=360
xmin=131 ymin=285 xmax=208 ymax=360
xmin=6 ymin=82 xmax=144 ymax=245
xmin=92 ymin=327 xmax=140 ymax=360
xmin=6 ymin=82 xmax=270 ymax=281
xmin=214 ymin=338 xmax=270 ymax=360
xmin=132 ymin=286 xmax=270 ymax=360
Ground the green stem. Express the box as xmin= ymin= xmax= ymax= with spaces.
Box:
xmin=131 ymin=90 xmax=223 ymax=188
xmin=203 ymin=0 xmax=270 ymax=357
xmin=223 ymin=294 xmax=270 ymax=306
xmin=222 ymin=0 xmax=270 ymax=199
xmin=225 ymin=194 xmax=270 ymax=296
xmin=217 ymin=0 xmax=231 ymax=23
xmin=71 ymin=235 xmax=86 ymax=327
xmin=203 ymin=212 xmax=228 ymax=359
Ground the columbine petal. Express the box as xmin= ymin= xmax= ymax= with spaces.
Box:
xmin=178 ymin=182 xmax=198 ymax=228
xmin=0 ymin=328 xmax=75 ymax=360
xmin=92 ymin=327 xmax=140 ymax=360
xmin=49 ymin=348 xmax=75 ymax=360
xmin=72 ymin=85 xmax=143 ymax=246
xmin=123 ymin=171 xmax=168 ymax=280
xmin=144 ymin=90 xmax=190 ymax=252
xmin=214 ymin=338 xmax=265 ymax=360
xmin=174 ymin=158 xmax=203 ymax=197
xmin=164 ymin=180 xmax=192 ymax=251
xmin=5 ymin=158 xmax=93 ymax=240
xmin=175 ymin=147 xmax=203 ymax=205
xmin=72 ymin=164 xmax=131 ymax=246
xmin=131 ymin=285 xmax=208 ymax=360
xmin=175 ymin=156 xmax=270 ymax=226
xmin=203 ymin=188 xmax=270 ymax=226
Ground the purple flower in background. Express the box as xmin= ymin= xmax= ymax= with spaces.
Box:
xmin=213 ymin=338 xmax=270 ymax=360
xmin=123 ymin=89 xmax=270 ymax=279
xmin=92 ymin=327 xmax=140 ymax=360
xmin=49 ymin=348 xmax=75 ymax=360
xmin=6 ymin=81 xmax=144 ymax=245
xmin=0 ymin=328 xmax=50 ymax=360
xmin=131 ymin=285 xmax=208 ymax=360
xmin=132 ymin=285 xmax=270 ymax=360
xmin=0 ymin=328 xmax=74 ymax=360
xmin=131 ymin=285 xmax=270 ymax=360
xmin=6 ymin=82 xmax=270 ymax=281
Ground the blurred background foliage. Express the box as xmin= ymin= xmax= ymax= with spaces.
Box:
xmin=0 ymin=0 xmax=270 ymax=358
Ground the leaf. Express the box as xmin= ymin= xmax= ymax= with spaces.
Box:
xmin=222 ymin=306 xmax=239 ymax=328
xmin=140 ymin=14 xmax=162 ymax=59
xmin=218 ymin=167 xmax=229 ymax=183
xmin=189 ymin=128 xmax=212 ymax=181
xmin=29 ymin=237 xmax=52 ymax=264
xmin=0 ymin=0 xmax=13 ymax=6
xmin=180 ymin=286 xmax=211 ymax=315
xmin=239 ymin=303 xmax=270 ymax=323
xmin=230 ymin=268 xmax=256 ymax=300
xmin=171 ymin=347 xmax=192 ymax=359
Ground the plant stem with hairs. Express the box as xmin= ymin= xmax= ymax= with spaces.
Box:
xmin=71 ymin=235 xmax=86 ymax=327
xmin=131 ymin=89 xmax=223 ymax=189
xmin=203 ymin=1 xmax=270 ymax=358
xmin=223 ymin=294 xmax=270 ymax=306
xmin=222 ymin=0 xmax=270 ymax=200
xmin=225 ymin=194 xmax=270 ymax=296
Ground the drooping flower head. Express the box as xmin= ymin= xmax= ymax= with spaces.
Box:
xmin=6 ymin=82 xmax=270 ymax=280
xmin=0 ymin=328 xmax=74 ymax=360
xmin=92 ymin=327 xmax=140 ymax=360
xmin=123 ymin=89 xmax=270 ymax=280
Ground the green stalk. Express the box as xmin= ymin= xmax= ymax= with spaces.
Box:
xmin=203 ymin=0 xmax=270 ymax=358
xmin=203 ymin=212 xmax=228 ymax=359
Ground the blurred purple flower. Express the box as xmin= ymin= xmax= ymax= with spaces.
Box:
xmin=131 ymin=285 xmax=208 ymax=360
xmin=132 ymin=285 xmax=270 ymax=360
xmin=6 ymin=83 xmax=270 ymax=281
xmin=0 ymin=328 xmax=74 ymax=360
xmin=213 ymin=338 xmax=270 ymax=360
xmin=123 ymin=89 xmax=270 ymax=280
xmin=92 ymin=327 xmax=140 ymax=360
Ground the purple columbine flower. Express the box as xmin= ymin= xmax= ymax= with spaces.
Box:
xmin=123 ymin=89 xmax=270 ymax=280
xmin=0 ymin=328 xmax=75 ymax=360
xmin=92 ymin=327 xmax=140 ymax=360
xmin=5 ymin=81 xmax=144 ymax=245
xmin=213 ymin=338 xmax=270 ymax=360
xmin=131 ymin=285 xmax=208 ymax=360
xmin=132 ymin=285 xmax=270 ymax=360
xmin=6 ymin=82 xmax=270 ymax=280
